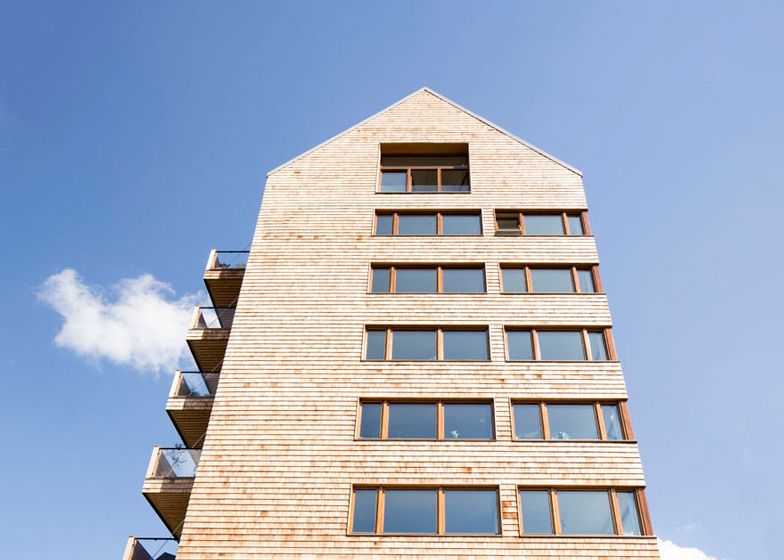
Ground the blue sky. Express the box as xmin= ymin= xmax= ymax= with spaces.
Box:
xmin=1 ymin=2 xmax=782 ymax=558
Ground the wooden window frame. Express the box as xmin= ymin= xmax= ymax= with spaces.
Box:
xmin=504 ymin=327 xmax=616 ymax=361
xmin=356 ymin=399 xmax=496 ymax=441
xmin=370 ymin=264 xmax=487 ymax=294
xmin=517 ymin=487 xmax=653 ymax=537
xmin=494 ymin=210 xmax=591 ymax=236
xmin=510 ymin=399 xmax=634 ymax=442
xmin=374 ymin=210 xmax=482 ymax=236
xmin=349 ymin=486 xmax=501 ymax=536
xmin=378 ymin=162 xmax=471 ymax=194
xmin=364 ymin=326 xmax=491 ymax=362
xmin=500 ymin=264 xmax=602 ymax=294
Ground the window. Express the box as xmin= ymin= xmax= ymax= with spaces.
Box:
xmin=494 ymin=210 xmax=589 ymax=236
xmin=505 ymin=328 xmax=614 ymax=361
xmin=358 ymin=400 xmax=494 ymax=440
xmin=512 ymin=401 xmax=630 ymax=441
xmin=350 ymin=487 xmax=500 ymax=535
xmin=375 ymin=211 xmax=481 ymax=236
xmin=370 ymin=265 xmax=486 ymax=294
xmin=500 ymin=265 xmax=600 ymax=294
xmin=518 ymin=488 xmax=649 ymax=536
xmin=378 ymin=147 xmax=470 ymax=193
xmin=365 ymin=327 xmax=490 ymax=361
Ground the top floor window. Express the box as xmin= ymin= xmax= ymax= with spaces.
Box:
xmin=378 ymin=143 xmax=470 ymax=193
xmin=495 ymin=210 xmax=589 ymax=236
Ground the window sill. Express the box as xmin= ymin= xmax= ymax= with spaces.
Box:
xmin=511 ymin=438 xmax=638 ymax=444
xmin=519 ymin=534 xmax=655 ymax=539
xmin=494 ymin=232 xmax=595 ymax=238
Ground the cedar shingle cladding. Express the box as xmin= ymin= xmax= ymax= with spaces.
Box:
xmin=177 ymin=90 xmax=660 ymax=558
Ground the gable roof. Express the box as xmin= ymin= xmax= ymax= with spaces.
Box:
xmin=267 ymin=87 xmax=581 ymax=176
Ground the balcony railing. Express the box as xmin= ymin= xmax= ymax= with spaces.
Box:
xmin=123 ymin=537 xmax=177 ymax=560
xmin=191 ymin=307 xmax=235 ymax=330
xmin=171 ymin=371 xmax=219 ymax=398
xmin=207 ymin=250 xmax=249 ymax=270
xmin=148 ymin=447 xmax=201 ymax=479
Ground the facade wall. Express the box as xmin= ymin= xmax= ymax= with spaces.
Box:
xmin=177 ymin=90 xmax=659 ymax=558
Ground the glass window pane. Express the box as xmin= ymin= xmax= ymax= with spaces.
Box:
xmin=444 ymin=403 xmax=493 ymax=439
xmin=441 ymin=169 xmax=470 ymax=192
xmin=577 ymin=269 xmax=595 ymax=293
xmin=365 ymin=331 xmax=386 ymax=360
xmin=530 ymin=269 xmax=574 ymax=293
xmin=376 ymin=214 xmax=393 ymax=235
xmin=442 ymin=268 xmax=485 ymax=293
xmin=445 ymin=490 xmax=499 ymax=534
xmin=411 ymin=169 xmax=438 ymax=192
xmin=387 ymin=403 xmax=437 ymax=439
xmin=513 ymin=403 xmax=543 ymax=439
xmin=538 ymin=331 xmax=585 ymax=360
xmin=391 ymin=330 xmax=437 ymax=360
xmin=496 ymin=216 xmax=520 ymax=231
xmin=502 ymin=268 xmax=526 ymax=293
xmin=520 ymin=490 xmax=554 ymax=534
xmin=617 ymin=492 xmax=643 ymax=535
xmin=352 ymin=490 xmax=378 ymax=533
xmin=359 ymin=403 xmax=382 ymax=439
xmin=601 ymin=404 xmax=624 ymax=440
xmin=380 ymin=171 xmax=407 ymax=192
xmin=558 ymin=491 xmax=615 ymax=535
xmin=507 ymin=331 xmax=534 ymax=360
xmin=524 ymin=214 xmax=564 ymax=235
xmin=588 ymin=331 xmax=608 ymax=360
xmin=442 ymin=214 xmax=481 ymax=235
xmin=383 ymin=490 xmax=437 ymax=534
xmin=548 ymin=404 xmax=598 ymax=440
xmin=568 ymin=215 xmax=585 ymax=235
xmin=395 ymin=268 xmax=437 ymax=293
xmin=371 ymin=268 xmax=390 ymax=293
xmin=443 ymin=330 xmax=488 ymax=360
xmin=398 ymin=214 xmax=437 ymax=235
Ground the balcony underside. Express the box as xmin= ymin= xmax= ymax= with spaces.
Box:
xmin=166 ymin=398 xmax=214 ymax=448
xmin=186 ymin=329 xmax=229 ymax=372
xmin=204 ymin=268 xmax=244 ymax=308
xmin=143 ymin=478 xmax=194 ymax=539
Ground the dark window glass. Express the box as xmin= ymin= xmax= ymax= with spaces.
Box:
xmin=352 ymin=490 xmax=378 ymax=533
xmin=513 ymin=403 xmax=543 ymax=439
xmin=502 ymin=268 xmax=526 ymax=293
xmin=392 ymin=330 xmax=437 ymax=360
xmin=398 ymin=214 xmax=437 ymax=235
xmin=524 ymin=214 xmax=564 ymax=235
xmin=548 ymin=404 xmax=599 ymax=440
xmin=442 ymin=268 xmax=485 ymax=293
xmin=411 ymin=169 xmax=438 ymax=192
xmin=443 ymin=330 xmax=488 ymax=360
xmin=520 ymin=490 xmax=554 ymax=534
xmin=530 ymin=269 xmax=574 ymax=293
xmin=577 ymin=269 xmax=595 ymax=292
xmin=602 ymin=404 xmax=624 ymax=440
xmin=395 ymin=268 xmax=437 ymax=293
xmin=380 ymin=171 xmax=407 ymax=193
xmin=507 ymin=330 xmax=534 ymax=360
xmin=496 ymin=213 xmax=520 ymax=232
xmin=365 ymin=330 xmax=386 ymax=360
xmin=568 ymin=215 xmax=585 ymax=235
xmin=537 ymin=331 xmax=585 ymax=360
xmin=444 ymin=490 xmax=499 ymax=534
xmin=376 ymin=214 xmax=393 ymax=236
xmin=617 ymin=492 xmax=642 ymax=535
xmin=383 ymin=490 xmax=437 ymax=534
xmin=442 ymin=214 xmax=481 ymax=235
xmin=359 ymin=403 xmax=382 ymax=439
xmin=443 ymin=403 xmax=493 ymax=439
xmin=371 ymin=268 xmax=390 ymax=293
xmin=558 ymin=491 xmax=615 ymax=535
xmin=588 ymin=331 xmax=608 ymax=360
xmin=387 ymin=403 xmax=437 ymax=439
xmin=441 ymin=169 xmax=470 ymax=192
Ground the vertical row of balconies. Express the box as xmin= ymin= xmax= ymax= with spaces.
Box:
xmin=125 ymin=250 xmax=247 ymax=558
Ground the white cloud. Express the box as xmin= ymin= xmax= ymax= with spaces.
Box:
xmin=38 ymin=269 xmax=201 ymax=374
xmin=659 ymin=538 xmax=725 ymax=560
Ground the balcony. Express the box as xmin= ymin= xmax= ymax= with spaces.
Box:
xmin=122 ymin=537 xmax=177 ymax=560
xmin=185 ymin=307 xmax=234 ymax=373
xmin=204 ymin=250 xmax=248 ymax=308
xmin=142 ymin=447 xmax=200 ymax=538
xmin=166 ymin=371 xmax=219 ymax=448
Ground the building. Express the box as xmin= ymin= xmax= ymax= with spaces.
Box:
xmin=124 ymin=88 xmax=660 ymax=559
